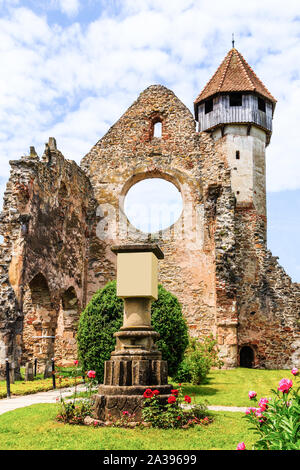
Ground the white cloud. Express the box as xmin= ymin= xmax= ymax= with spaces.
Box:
xmin=56 ymin=0 xmax=80 ymax=16
xmin=0 ymin=0 xmax=299 ymax=195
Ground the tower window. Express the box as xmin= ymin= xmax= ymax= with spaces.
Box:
xmin=205 ymin=98 xmax=213 ymax=114
xmin=236 ymin=150 xmax=240 ymax=160
xmin=153 ymin=121 xmax=162 ymax=138
xmin=258 ymin=97 xmax=266 ymax=112
xmin=230 ymin=93 xmax=243 ymax=107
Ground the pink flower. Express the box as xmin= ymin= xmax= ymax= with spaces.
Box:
xmin=278 ymin=378 xmax=293 ymax=393
xmin=291 ymin=368 xmax=299 ymax=376
xmin=258 ymin=398 xmax=269 ymax=411
xmin=74 ymin=360 xmax=79 ymax=366
xmin=236 ymin=442 xmax=246 ymax=450
xmin=87 ymin=370 xmax=96 ymax=379
xmin=245 ymin=407 xmax=257 ymax=415
xmin=122 ymin=411 xmax=129 ymax=416
xmin=248 ymin=391 xmax=257 ymax=400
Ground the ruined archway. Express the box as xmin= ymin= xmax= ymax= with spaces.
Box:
xmin=55 ymin=287 xmax=80 ymax=364
xmin=239 ymin=345 xmax=255 ymax=368
xmin=22 ymin=273 xmax=58 ymax=368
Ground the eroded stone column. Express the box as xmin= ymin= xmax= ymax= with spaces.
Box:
xmin=93 ymin=244 xmax=173 ymax=421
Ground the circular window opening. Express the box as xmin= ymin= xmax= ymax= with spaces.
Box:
xmin=124 ymin=178 xmax=183 ymax=233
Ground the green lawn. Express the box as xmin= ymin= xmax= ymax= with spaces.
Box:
xmin=0 ymin=368 xmax=293 ymax=450
xmin=177 ymin=368 xmax=290 ymax=407
xmin=0 ymin=404 xmax=256 ymax=450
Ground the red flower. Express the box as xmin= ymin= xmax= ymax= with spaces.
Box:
xmin=87 ymin=370 xmax=96 ymax=378
xmin=168 ymin=395 xmax=176 ymax=404
xmin=171 ymin=389 xmax=179 ymax=396
xmin=184 ymin=395 xmax=191 ymax=403
xmin=143 ymin=389 xmax=154 ymax=398
xmin=74 ymin=360 xmax=79 ymax=366
xmin=153 ymin=390 xmax=160 ymax=396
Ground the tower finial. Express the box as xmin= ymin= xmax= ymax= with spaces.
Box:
xmin=232 ymin=33 xmax=235 ymax=48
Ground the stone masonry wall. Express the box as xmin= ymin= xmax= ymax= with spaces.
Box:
xmin=81 ymin=85 xmax=231 ymax=349
xmin=235 ymin=207 xmax=300 ymax=368
xmin=0 ymin=83 xmax=299 ymax=375
xmin=0 ymin=139 xmax=96 ymax=377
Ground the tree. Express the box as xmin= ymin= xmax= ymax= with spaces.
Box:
xmin=77 ymin=281 xmax=188 ymax=382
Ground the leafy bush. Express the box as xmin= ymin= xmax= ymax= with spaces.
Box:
xmin=56 ymin=398 xmax=92 ymax=425
xmin=173 ymin=335 xmax=223 ymax=385
xmin=141 ymin=386 xmax=211 ymax=429
xmin=77 ymin=281 xmax=188 ymax=382
xmin=242 ymin=370 xmax=300 ymax=450
xmin=56 ymin=364 xmax=97 ymax=425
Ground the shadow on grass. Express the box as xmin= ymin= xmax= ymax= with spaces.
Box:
xmin=180 ymin=385 xmax=218 ymax=398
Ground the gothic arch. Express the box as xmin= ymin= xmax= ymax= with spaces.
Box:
xmin=55 ymin=286 xmax=80 ymax=364
xmin=22 ymin=273 xmax=58 ymax=367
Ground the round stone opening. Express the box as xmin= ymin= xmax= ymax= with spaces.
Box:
xmin=124 ymin=178 xmax=182 ymax=233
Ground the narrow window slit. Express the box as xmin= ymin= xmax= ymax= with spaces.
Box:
xmin=153 ymin=122 xmax=162 ymax=138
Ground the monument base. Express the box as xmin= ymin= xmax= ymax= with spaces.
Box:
xmin=93 ymin=384 xmax=173 ymax=420
xmin=93 ymin=356 xmax=173 ymax=421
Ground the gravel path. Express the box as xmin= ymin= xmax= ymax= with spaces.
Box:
xmin=0 ymin=386 xmax=247 ymax=416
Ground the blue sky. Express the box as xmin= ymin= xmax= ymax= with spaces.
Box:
xmin=0 ymin=0 xmax=299 ymax=281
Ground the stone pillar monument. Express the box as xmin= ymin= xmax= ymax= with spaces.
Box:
xmin=93 ymin=244 xmax=173 ymax=421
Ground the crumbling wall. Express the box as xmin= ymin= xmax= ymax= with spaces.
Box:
xmin=0 ymin=139 xmax=96 ymax=378
xmin=235 ymin=207 xmax=300 ymax=368
xmin=81 ymin=85 xmax=230 ymax=347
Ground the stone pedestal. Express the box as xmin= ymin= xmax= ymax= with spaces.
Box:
xmin=93 ymin=244 xmax=173 ymax=421
xmin=93 ymin=323 xmax=173 ymax=420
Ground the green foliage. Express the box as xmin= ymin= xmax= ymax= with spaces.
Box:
xmin=56 ymin=398 xmax=92 ymax=425
xmin=152 ymin=284 xmax=189 ymax=376
xmin=77 ymin=281 xmax=188 ymax=382
xmin=77 ymin=280 xmax=123 ymax=383
xmin=173 ymin=335 xmax=223 ymax=385
xmin=56 ymin=367 xmax=97 ymax=425
xmin=244 ymin=375 xmax=300 ymax=450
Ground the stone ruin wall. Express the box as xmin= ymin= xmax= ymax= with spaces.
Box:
xmin=0 ymin=139 xmax=96 ymax=378
xmin=81 ymin=85 xmax=233 ymax=353
xmin=213 ymin=135 xmax=300 ymax=369
xmin=0 ymin=84 xmax=299 ymax=377
xmin=234 ymin=207 xmax=300 ymax=369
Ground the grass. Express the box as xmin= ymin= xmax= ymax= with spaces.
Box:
xmin=0 ymin=368 xmax=292 ymax=450
xmin=0 ymin=404 xmax=256 ymax=450
xmin=64 ymin=368 xmax=289 ymax=404
xmin=176 ymin=368 xmax=290 ymax=407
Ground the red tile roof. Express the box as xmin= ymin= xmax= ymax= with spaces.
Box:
xmin=194 ymin=48 xmax=277 ymax=106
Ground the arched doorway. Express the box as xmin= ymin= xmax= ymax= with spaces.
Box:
xmin=22 ymin=273 xmax=57 ymax=369
xmin=55 ymin=287 xmax=79 ymax=364
xmin=240 ymin=346 xmax=254 ymax=368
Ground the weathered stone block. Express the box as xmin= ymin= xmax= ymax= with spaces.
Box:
xmin=25 ymin=361 xmax=34 ymax=381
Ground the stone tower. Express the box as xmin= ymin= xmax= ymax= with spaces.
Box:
xmin=194 ymin=47 xmax=277 ymax=229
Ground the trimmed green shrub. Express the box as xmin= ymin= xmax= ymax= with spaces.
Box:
xmin=77 ymin=281 xmax=189 ymax=383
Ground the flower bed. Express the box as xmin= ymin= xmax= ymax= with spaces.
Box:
xmin=237 ymin=367 xmax=300 ymax=450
